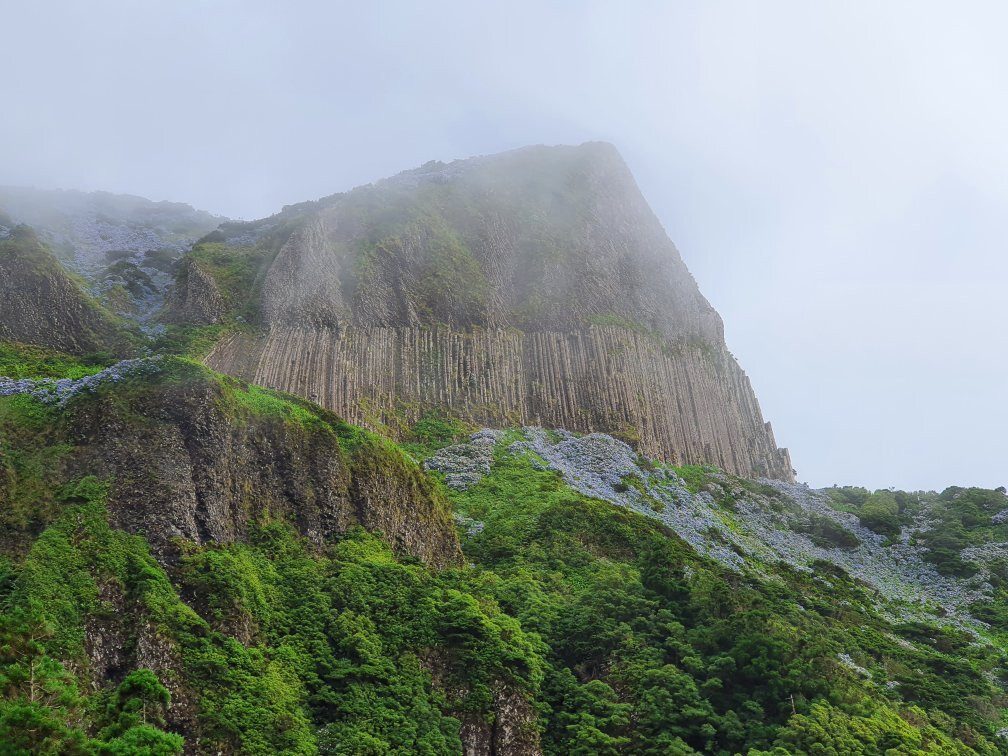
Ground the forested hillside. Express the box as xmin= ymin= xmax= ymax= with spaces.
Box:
xmin=0 ymin=340 xmax=1005 ymax=754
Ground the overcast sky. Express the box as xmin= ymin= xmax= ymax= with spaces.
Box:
xmin=3 ymin=1 xmax=1005 ymax=491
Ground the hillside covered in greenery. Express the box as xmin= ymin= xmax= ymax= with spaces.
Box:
xmin=1 ymin=148 xmax=1005 ymax=754
xmin=0 ymin=341 xmax=1006 ymax=754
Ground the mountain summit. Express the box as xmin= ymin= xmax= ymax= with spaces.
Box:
xmin=184 ymin=143 xmax=793 ymax=480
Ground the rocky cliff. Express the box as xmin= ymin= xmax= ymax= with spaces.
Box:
xmin=193 ymin=143 xmax=793 ymax=480
xmin=207 ymin=325 xmax=792 ymax=480
xmin=0 ymin=225 xmax=132 ymax=354
xmin=55 ymin=359 xmax=461 ymax=569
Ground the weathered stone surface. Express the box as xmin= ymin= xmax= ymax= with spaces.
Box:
xmin=207 ymin=325 xmax=793 ymax=480
xmin=163 ymin=259 xmax=227 ymax=324
xmin=193 ymin=142 xmax=793 ymax=479
xmin=0 ymin=226 xmax=129 ymax=354
xmin=62 ymin=370 xmax=461 ymax=569
xmin=420 ymin=649 xmax=542 ymax=756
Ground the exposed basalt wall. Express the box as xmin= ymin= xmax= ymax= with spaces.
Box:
xmin=206 ymin=325 xmax=794 ymax=481
xmin=163 ymin=259 xmax=227 ymax=324
xmin=63 ymin=371 xmax=461 ymax=569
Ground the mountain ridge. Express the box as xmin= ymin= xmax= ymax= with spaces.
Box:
xmin=176 ymin=142 xmax=794 ymax=480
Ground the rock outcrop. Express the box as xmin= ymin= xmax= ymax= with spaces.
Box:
xmin=0 ymin=186 xmax=222 ymax=323
xmin=0 ymin=225 xmax=130 ymax=354
xmin=163 ymin=259 xmax=228 ymax=324
xmin=195 ymin=143 xmax=793 ymax=479
xmin=62 ymin=360 xmax=461 ymax=569
xmin=207 ymin=325 xmax=792 ymax=480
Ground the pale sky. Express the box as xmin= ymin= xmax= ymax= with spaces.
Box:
xmin=3 ymin=1 xmax=1005 ymax=491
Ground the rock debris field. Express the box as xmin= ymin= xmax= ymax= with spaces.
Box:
xmin=426 ymin=427 xmax=1000 ymax=633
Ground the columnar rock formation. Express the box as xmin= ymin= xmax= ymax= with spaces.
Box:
xmin=193 ymin=142 xmax=793 ymax=480
xmin=207 ymin=325 xmax=792 ymax=480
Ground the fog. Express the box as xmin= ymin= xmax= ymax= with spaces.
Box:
xmin=2 ymin=1 xmax=1005 ymax=491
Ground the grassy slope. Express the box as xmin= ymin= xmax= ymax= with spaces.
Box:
xmin=0 ymin=351 xmax=1005 ymax=753
xmin=440 ymin=441 xmax=1006 ymax=754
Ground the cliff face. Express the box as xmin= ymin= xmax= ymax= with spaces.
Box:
xmin=163 ymin=259 xmax=228 ymax=324
xmin=257 ymin=143 xmax=724 ymax=341
xmin=207 ymin=325 xmax=792 ymax=480
xmin=61 ymin=362 xmax=461 ymax=569
xmin=0 ymin=226 xmax=130 ymax=354
xmin=195 ymin=143 xmax=793 ymax=480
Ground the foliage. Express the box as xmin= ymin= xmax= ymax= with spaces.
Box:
xmin=446 ymin=449 xmax=1006 ymax=754
xmin=0 ymin=364 xmax=1006 ymax=753
xmin=149 ymin=323 xmax=231 ymax=359
xmin=918 ymin=487 xmax=1008 ymax=577
xmin=670 ymin=464 xmax=714 ymax=494
xmin=405 ymin=411 xmax=469 ymax=457
xmin=857 ymin=490 xmax=901 ymax=540
xmin=795 ymin=513 xmax=861 ymax=549
xmin=0 ymin=342 xmax=110 ymax=380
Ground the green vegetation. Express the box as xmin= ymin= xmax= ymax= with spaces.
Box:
xmin=0 ymin=392 xmax=70 ymax=533
xmin=823 ymin=485 xmax=871 ymax=514
xmin=795 ymin=513 xmax=861 ymax=549
xmin=403 ymin=410 xmax=470 ymax=458
xmin=0 ymin=358 xmax=1006 ymax=753
xmin=670 ymin=464 xmax=716 ymax=493
xmin=184 ymin=241 xmax=272 ymax=319
xmin=151 ymin=323 xmax=240 ymax=360
xmin=858 ymin=490 xmax=902 ymax=540
xmin=0 ymin=342 xmax=111 ymax=379
xmin=919 ymin=487 xmax=1008 ymax=577
xmin=0 ymin=471 xmax=537 ymax=754
xmin=0 ymin=479 xmax=184 ymax=754
xmin=445 ymin=451 xmax=1004 ymax=753
xmin=823 ymin=484 xmax=1008 ymax=576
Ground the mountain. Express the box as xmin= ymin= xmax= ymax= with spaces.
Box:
xmin=0 ymin=343 xmax=1005 ymax=753
xmin=168 ymin=143 xmax=793 ymax=480
xmin=1 ymin=147 xmax=1006 ymax=754
xmin=0 ymin=186 xmax=223 ymax=323
xmin=0 ymin=225 xmax=134 ymax=354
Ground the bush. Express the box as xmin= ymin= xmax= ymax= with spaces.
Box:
xmin=796 ymin=514 xmax=860 ymax=549
xmin=858 ymin=491 xmax=901 ymax=540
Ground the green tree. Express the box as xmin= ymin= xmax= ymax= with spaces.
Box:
xmin=99 ymin=669 xmax=173 ymax=739
xmin=0 ymin=610 xmax=90 ymax=755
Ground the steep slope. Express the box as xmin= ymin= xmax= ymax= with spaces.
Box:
xmin=0 ymin=225 xmax=133 ymax=354
xmin=0 ymin=186 xmax=223 ymax=321
xmin=1 ymin=348 xmax=1004 ymax=752
xmin=0 ymin=353 xmax=534 ymax=753
xmin=183 ymin=143 xmax=793 ymax=479
xmin=424 ymin=428 xmax=1008 ymax=754
xmin=0 ymin=355 xmax=459 ymax=568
